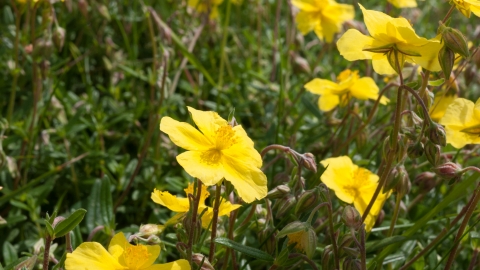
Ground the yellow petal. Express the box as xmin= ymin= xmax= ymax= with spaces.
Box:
xmin=143 ymin=259 xmax=191 ymax=270
xmin=176 ymin=151 xmax=225 ymax=186
xmin=429 ymin=93 xmax=457 ymax=121
xmin=295 ymin=10 xmax=319 ymax=35
xmin=108 ymin=232 xmax=129 ymax=256
xmin=337 ymin=29 xmax=381 ymax=61
xmin=349 ymin=77 xmax=381 ymax=101
xmin=355 ymin=189 xmax=391 ymax=232
xmin=372 ymin=54 xmax=397 ymax=75
xmin=66 ymin=242 xmax=123 ymax=270
xmin=408 ymin=40 xmax=442 ymax=72
xmin=318 ymin=94 xmax=340 ymax=111
xmin=159 ymin=117 xmax=212 ymax=151
xmin=187 ymin=106 xmax=228 ymax=141
xmin=184 ymin=182 xmax=210 ymax=208
xmin=291 ymin=0 xmax=324 ymax=12
xmin=359 ymin=4 xmax=394 ymax=40
xmin=109 ymin=232 xmax=161 ymax=269
xmin=439 ymin=98 xmax=476 ymax=128
xmin=221 ymin=154 xmax=267 ymax=203
xmin=165 ymin=212 xmax=186 ymax=226
xmin=304 ymin=78 xmax=339 ymax=95
xmin=388 ymin=0 xmax=417 ymax=8
xmin=231 ymin=125 xmax=262 ymax=168
xmin=320 ymin=156 xmax=356 ymax=203
xmin=218 ymin=199 xmax=242 ymax=216
xmin=151 ymin=189 xmax=190 ymax=212
xmin=320 ymin=4 xmax=355 ymax=43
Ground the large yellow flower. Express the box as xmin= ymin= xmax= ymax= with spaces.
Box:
xmin=337 ymin=4 xmax=442 ymax=75
xmin=388 ymin=0 xmax=417 ymax=8
xmin=451 ymin=0 xmax=480 ymax=18
xmin=159 ymin=107 xmax=267 ymax=203
xmin=320 ymin=156 xmax=390 ymax=231
xmin=291 ymin=0 xmax=354 ymax=43
xmin=305 ymin=69 xmax=390 ymax=111
xmin=429 ymin=91 xmax=458 ymax=122
xmin=188 ymin=0 xmax=224 ymax=19
xmin=65 ymin=232 xmax=190 ymax=270
xmin=439 ymin=97 xmax=480 ymax=148
xmin=151 ymin=183 xmax=241 ymax=229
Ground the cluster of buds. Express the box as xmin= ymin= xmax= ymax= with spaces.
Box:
xmin=438 ymin=22 xmax=470 ymax=78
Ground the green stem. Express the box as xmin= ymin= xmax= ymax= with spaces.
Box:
xmin=209 ymin=184 xmax=222 ymax=262
xmin=7 ymin=0 xmax=20 ymax=123
xmin=217 ymin=0 xmax=232 ymax=90
xmin=187 ymin=180 xmax=202 ymax=265
xmin=387 ymin=194 xmax=402 ymax=237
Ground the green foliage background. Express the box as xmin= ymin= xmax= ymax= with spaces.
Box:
xmin=0 ymin=0 xmax=479 ymax=268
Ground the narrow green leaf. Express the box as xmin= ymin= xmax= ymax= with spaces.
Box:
xmin=100 ymin=176 xmax=114 ymax=229
xmin=365 ymin=236 xmax=410 ymax=253
xmin=301 ymin=95 xmax=323 ymax=120
xmin=214 ymin=237 xmax=274 ymax=262
xmin=86 ymin=179 xmax=103 ymax=232
xmin=45 ymin=221 xmax=55 ymax=238
xmin=54 ymin=209 xmax=87 ymax=238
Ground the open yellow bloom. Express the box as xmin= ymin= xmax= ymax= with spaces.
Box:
xmin=320 ymin=156 xmax=390 ymax=231
xmin=429 ymin=91 xmax=458 ymax=122
xmin=159 ymin=107 xmax=267 ymax=203
xmin=305 ymin=69 xmax=389 ymax=111
xmin=337 ymin=4 xmax=442 ymax=75
xmin=151 ymin=183 xmax=241 ymax=229
xmin=291 ymin=0 xmax=354 ymax=43
xmin=451 ymin=0 xmax=480 ymax=18
xmin=388 ymin=0 xmax=417 ymax=8
xmin=439 ymin=98 xmax=480 ymax=148
xmin=188 ymin=0 xmax=224 ymax=19
xmin=65 ymin=232 xmax=190 ymax=270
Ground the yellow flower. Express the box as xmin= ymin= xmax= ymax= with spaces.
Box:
xmin=304 ymin=69 xmax=390 ymax=111
xmin=429 ymin=91 xmax=458 ymax=122
xmin=451 ymin=0 xmax=480 ymax=18
xmin=65 ymin=232 xmax=190 ymax=270
xmin=188 ymin=0 xmax=224 ymax=19
xmin=291 ymin=0 xmax=354 ymax=43
xmin=320 ymin=156 xmax=390 ymax=231
xmin=388 ymin=0 xmax=417 ymax=8
xmin=159 ymin=106 xmax=267 ymax=203
xmin=151 ymin=183 xmax=241 ymax=229
xmin=439 ymin=97 xmax=480 ymax=148
xmin=337 ymin=4 xmax=442 ymax=75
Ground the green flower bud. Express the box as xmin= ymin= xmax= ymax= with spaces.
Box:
xmin=266 ymin=184 xmax=290 ymax=199
xmin=341 ymin=205 xmax=362 ymax=230
xmin=438 ymin=45 xmax=455 ymax=79
xmin=387 ymin=49 xmax=406 ymax=74
xmin=384 ymin=167 xmax=400 ymax=193
xmin=53 ymin=26 xmax=66 ymax=51
xmin=259 ymin=226 xmax=277 ymax=254
xmin=442 ymin=27 xmax=470 ymax=58
xmin=295 ymin=188 xmax=320 ymax=215
xmin=395 ymin=166 xmax=411 ymax=198
xmin=414 ymin=172 xmax=437 ymax=192
xmin=302 ymin=153 xmax=317 ymax=173
xmin=424 ymin=141 xmax=441 ymax=166
xmin=275 ymin=195 xmax=296 ymax=218
xmin=426 ymin=122 xmax=447 ymax=146
xmin=407 ymin=141 xmax=424 ymax=159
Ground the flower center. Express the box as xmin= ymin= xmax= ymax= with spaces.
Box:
xmin=124 ymin=244 xmax=150 ymax=270
xmin=214 ymin=125 xmax=237 ymax=150
xmin=201 ymin=149 xmax=222 ymax=165
xmin=343 ymin=168 xmax=372 ymax=199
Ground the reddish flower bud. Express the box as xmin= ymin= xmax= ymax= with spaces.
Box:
xmin=342 ymin=205 xmax=362 ymax=230
xmin=433 ymin=162 xmax=463 ymax=181
xmin=426 ymin=122 xmax=447 ymax=146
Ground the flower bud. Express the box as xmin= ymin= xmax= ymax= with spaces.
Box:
xmin=302 ymin=153 xmax=317 ymax=173
xmin=407 ymin=141 xmax=424 ymax=159
xmin=145 ymin=235 xmax=162 ymax=245
xmin=414 ymin=172 xmax=437 ymax=192
xmin=438 ymin=45 xmax=455 ymax=79
xmin=384 ymin=167 xmax=400 ymax=193
xmin=424 ymin=141 xmax=441 ymax=166
xmin=259 ymin=226 xmax=277 ymax=254
xmin=192 ymin=253 xmax=215 ymax=270
xmin=442 ymin=27 xmax=470 ymax=58
xmin=275 ymin=195 xmax=296 ymax=218
xmin=341 ymin=206 xmax=362 ymax=230
xmin=433 ymin=162 xmax=463 ymax=181
xmin=426 ymin=122 xmax=446 ymax=146
xmin=343 ymin=258 xmax=362 ymax=270
xmin=139 ymin=224 xmax=165 ymax=237
xmin=33 ymin=37 xmax=53 ymax=61
xmin=266 ymin=185 xmax=290 ymax=199
xmin=295 ymin=188 xmax=320 ymax=215
xmin=97 ymin=4 xmax=111 ymax=21
xmin=53 ymin=26 xmax=66 ymax=51
xmin=395 ymin=167 xmax=411 ymax=198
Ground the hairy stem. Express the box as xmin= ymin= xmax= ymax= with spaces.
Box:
xmin=187 ymin=180 xmax=202 ymax=265
xmin=209 ymin=184 xmax=222 ymax=262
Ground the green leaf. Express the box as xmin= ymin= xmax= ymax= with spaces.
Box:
xmin=365 ymin=236 xmax=410 ymax=253
xmin=214 ymin=237 xmax=274 ymax=262
xmin=45 ymin=221 xmax=55 ymax=238
xmin=2 ymin=242 xmax=17 ymax=265
xmin=301 ymin=95 xmax=323 ymax=120
xmin=428 ymin=78 xmax=445 ymax=86
xmin=100 ymin=176 xmax=114 ymax=229
xmin=86 ymin=179 xmax=103 ymax=232
xmin=54 ymin=209 xmax=87 ymax=238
